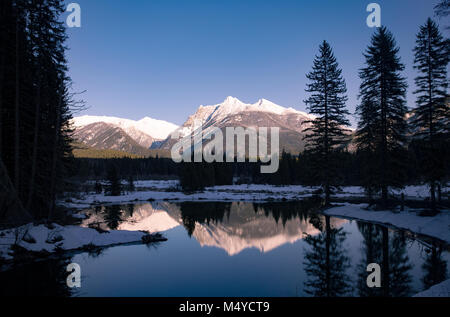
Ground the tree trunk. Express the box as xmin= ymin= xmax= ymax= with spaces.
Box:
xmin=437 ymin=183 xmax=441 ymax=203
xmin=382 ymin=227 xmax=390 ymax=296
xmin=325 ymin=216 xmax=332 ymax=296
xmin=0 ymin=52 xmax=4 ymax=156
xmin=14 ymin=14 xmax=20 ymax=194
xmin=0 ymin=158 xmax=32 ymax=226
xmin=0 ymin=3 xmax=4 ymax=156
xmin=48 ymin=92 xmax=62 ymax=221
xmin=26 ymin=80 xmax=40 ymax=211
xmin=427 ymin=30 xmax=436 ymax=212
xmin=430 ymin=181 xmax=436 ymax=211
xmin=324 ymin=65 xmax=330 ymax=206
xmin=380 ymin=72 xmax=388 ymax=208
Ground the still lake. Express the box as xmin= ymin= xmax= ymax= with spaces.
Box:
xmin=1 ymin=200 xmax=449 ymax=297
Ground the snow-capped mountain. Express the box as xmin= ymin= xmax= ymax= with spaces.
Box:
xmin=158 ymin=96 xmax=316 ymax=153
xmin=73 ymin=122 xmax=154 ymax=156
xmin=71 ymin=115 xmax=179 ymax=155
xmin=72 ymin=115 xmax=179 ymax=146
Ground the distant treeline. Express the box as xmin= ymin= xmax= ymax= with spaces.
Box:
xmin=72 ymin=141 xmax=450 ymax=190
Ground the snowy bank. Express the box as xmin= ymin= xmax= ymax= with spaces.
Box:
xmin=324 ymin=203 xmax=450 ymax=244
xmin=414 ymin=279 xmax=450 ymax=297
xmin=59 ymin=188 xmax=313 ymax=208
xmin=59 ymin=183 xmax=449 ymax=210
xmin=0 ymin=223 xmax=148 ymax=261
xmin=61 ymin=183 xmax=449 ymax=209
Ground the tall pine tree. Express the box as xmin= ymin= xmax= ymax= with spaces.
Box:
xmin=0 ymin=0 xmax=74 ymax=222
xmin=303 ymin=41 xmax=350 ymax=205
xmin=355 ymin=27 xmax=408 ymax=208
xmin=412 ymin=18 xmax=449 ymax=211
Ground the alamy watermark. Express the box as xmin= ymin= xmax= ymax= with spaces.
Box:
xmin=66 ymin=3 xmax=81 ymax=28
xmin=366 ymin=3 xmax=381 ymax=28
xmin=366 ymin=263 xmax=381 ymax=288
xmin=66 ymin=262 xmax=81 ymax=288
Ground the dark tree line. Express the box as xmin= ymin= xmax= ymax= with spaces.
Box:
xmin=0 ymin=0 xmax=73 ymax=222
xmin=71 ymin=143 xmax=449 ymax=197
xmin=72 ymin=157 xmax=180 ymax=180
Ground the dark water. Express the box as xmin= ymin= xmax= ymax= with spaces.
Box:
xmin=1 ymin=200 xmax=449 ymax=297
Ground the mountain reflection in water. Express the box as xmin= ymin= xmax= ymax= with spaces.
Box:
xmin=80 ymin=200 xmax=346 ymax=255
xmin=1 ymin=200 xmax=448 ymax=297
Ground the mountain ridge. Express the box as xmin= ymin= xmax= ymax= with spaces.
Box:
xmin=158 ymin=96 xmax=317 ymax=153
xmin=71 ymin=97 xmax=354 ymax=157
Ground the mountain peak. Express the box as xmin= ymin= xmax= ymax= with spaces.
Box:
xmin=224 ymin=96 xmax=240 ymax=103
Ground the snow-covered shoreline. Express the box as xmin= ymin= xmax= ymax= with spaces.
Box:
xmin=61 ymin=182 xmax=449 ymax=209
xmin=414 ymin=279 xmax=450 ymax=297
xmin=324 ymin=203 xmax=450 ymax=244
xmin=58 ymin=182 xmax=450 ymax=246
xmin=0 ymin=223 xmax=149 ymax=262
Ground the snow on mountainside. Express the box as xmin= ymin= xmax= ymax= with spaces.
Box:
xmin=180 ymin=96 xmax=314 ymax=132
xmin=72 ymin=115 xmax=179 ymax=142
xmin=73 ymin=122 xmax=153 ymax=156
xmin=158 ymin=96 xmax=317 ymax=153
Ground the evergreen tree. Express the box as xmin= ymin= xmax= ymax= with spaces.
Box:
xmin=106 ymin=165 xmax=121 ymax=196
xmin=94 ymin=181 xmax=102 ymax=194
xmin=303 ymin=41 xmax=351 ymax=205
xmin=127 ymin=175 xmax=135 ymax=192
xmin=0 ymin=0 xmax=74 ymax=221
xmin=355 ymin=27 xmax=408 ymax=207
xmin=412 ymin=18 xmax=449 ymax=211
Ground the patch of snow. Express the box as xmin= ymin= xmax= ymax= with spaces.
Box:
xmin=414 ymin=279 xmax=450 ymax=297
xmin=61 ymin=184 xmax=449 ymax=213
xmin=324 ymin=203 xmax=450 ymax=244
xmin=72 ymin=115 xmax=178 ymax=140
xmin=0 ymin=223 xmax=146 ymax=261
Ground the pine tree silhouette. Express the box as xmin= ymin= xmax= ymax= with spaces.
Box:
xmin=411 ymin=18 xmax=449 ymax=212
xmin=303 ymin=41 xmax=351 ymax=205
xmin=355 ymin=27 xmax=408 ymax=208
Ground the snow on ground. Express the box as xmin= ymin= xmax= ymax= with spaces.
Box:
xmin=208 ymin=184 xmax=313 ymax=193
xmin=0 ymin=223 xmax=146 ymax=261
xmin=133 ymin=179 xmax=179 ymax=189
xmin=60 ymin=189 xmax=312 ymax=208
xmin=324 ymin=203 xmax=450 ymax=244
xmin=60 ymin=183 xmax=448 ymax=209
xmin=85 ymin=179 xmax=179 ymax=190
xmin=414 ymin=279 xmax=450 ymax=297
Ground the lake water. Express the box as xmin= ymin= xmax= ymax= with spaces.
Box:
xmin=1 ymin=200 xmax=449 ymax=297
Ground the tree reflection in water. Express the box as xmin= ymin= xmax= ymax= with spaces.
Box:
xmin=356 ymin=223 xmax=413 ymax=297
xmin=421 ymin=242 xmax=448 ymax=291
xmin=0 ymin=256 xmax=75 ymax=296
xmin=303 ymin=215 xmax=351 ymax=297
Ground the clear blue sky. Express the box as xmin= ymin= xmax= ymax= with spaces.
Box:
xmin=64 ymin=0 xmax=447 ymax=126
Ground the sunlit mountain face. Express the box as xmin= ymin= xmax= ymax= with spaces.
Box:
xmin=80 ymin=200 xmax=347 ymax=256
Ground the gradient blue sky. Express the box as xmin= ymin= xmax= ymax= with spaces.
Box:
xmin=64 ymin=0 xmax=447 ymax=126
